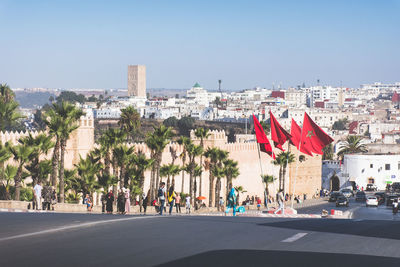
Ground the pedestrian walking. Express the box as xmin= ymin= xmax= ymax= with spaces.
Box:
xmin=101 ymin=193 xmax=107 ymax=213
xmin=185 ymin=195 xmax=191 ymax=214
xmin=158 ymin=182 xmax=166 ymax=215
xmin=257 ymin=197 xmax=262 ymax=210
xmin=50 ymin=187 xmax=57 ymax=211
xmin=175 ymin=192 xmax=181 ymax=213
xmin=84 ymin=193 xmax=93 ymax=211
xmin=117 ymin=189 xmax=125 ymax=214
xmin=167 ymin=186 xmax=176 ymax=215
xmin=219 ymin=197 xmax=224 ymax=212
xmin=106 ymin=190 xmax=114 ymax=214
xmin=393 ymin=198 xmax=399 ymax=215
xmin=142 ymin=190 xmax=149 ymax=214
xmin=225 ymin=188 xmax=237 ymax=216
xmin=33 ymin=181 xmax=43 ymax=210
xmin=124 ymin=188 xmax=131 ymax=214
xmin=274 ymin=190 xmax=285 ymax=214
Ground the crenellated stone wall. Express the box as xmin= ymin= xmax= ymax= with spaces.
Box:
xmin=1 ymin=124 xmax=321 ymax=202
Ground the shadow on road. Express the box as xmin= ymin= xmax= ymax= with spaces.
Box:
xmin=156 ymin=249 xmax=400 ymax=267
xmin=259 ymin=219 xmax=400 ymax=240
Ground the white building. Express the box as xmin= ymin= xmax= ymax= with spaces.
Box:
xmin=343 ymin=154 xmax=400 ymax=190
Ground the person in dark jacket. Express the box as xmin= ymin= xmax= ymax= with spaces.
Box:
xmin=106 ymin=190 xmax=114 ymax=214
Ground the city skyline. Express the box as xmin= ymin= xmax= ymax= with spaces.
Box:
xmin=1 ymin=0 xmax=399 ymax=90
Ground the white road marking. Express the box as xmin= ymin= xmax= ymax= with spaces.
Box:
xmin=0 ymin=216 xmax=156 ymax=242
xmin=281 ymin=232 xmax=308 ymax=242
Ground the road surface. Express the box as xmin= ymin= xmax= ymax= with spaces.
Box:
xmin=1 ymin=207 xmax=400 ymax=267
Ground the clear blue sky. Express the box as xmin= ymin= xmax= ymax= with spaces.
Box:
xmin=1 ymin=0 xmax=399 ymax=90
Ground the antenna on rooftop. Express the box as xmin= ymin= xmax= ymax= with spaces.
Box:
xmin=218 ymin=79 xmax=222 ymax=98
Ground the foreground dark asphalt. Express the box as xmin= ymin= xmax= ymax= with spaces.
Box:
xmin=1 ymin=211 xmax=400 ymax=267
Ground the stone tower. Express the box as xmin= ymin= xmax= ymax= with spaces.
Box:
xmin=128 ymin=65 xmax=146 ymax=97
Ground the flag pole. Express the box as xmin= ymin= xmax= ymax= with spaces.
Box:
xmin=291 ymin=115 xmax=305 ymax=209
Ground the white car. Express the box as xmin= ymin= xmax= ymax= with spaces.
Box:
xmin=366 ymin=196 xmax=378 ymax=207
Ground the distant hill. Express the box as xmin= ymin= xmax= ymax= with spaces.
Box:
xmin=15 ymin=91 xmax=55 ymax=108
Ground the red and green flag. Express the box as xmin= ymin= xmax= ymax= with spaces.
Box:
xmin=252 ymin=114 xmax=275 ymax=159
xmin=270 ymin=111 xmax=291 ymax=151
xmin=300 ymin=112 xmax=334 ymax=155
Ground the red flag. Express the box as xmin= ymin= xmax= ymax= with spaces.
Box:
xmin=300 ymin=112 xmax=334 ymax=155
xmin=252 ymin=114 xmax=275 ymax=159
xmin=290 ymin=119 xmax=313 ymax=156
xmin=270 ymin=111 xmax=291 ymax=151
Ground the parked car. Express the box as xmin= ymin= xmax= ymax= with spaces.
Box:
xmin=355 ymin=191 xmax=366 ymax=201
xmin=340 ymin=189 xmax=354 ymax=198
xmin=374 ymin=192 xmax=386 ymax=205
xmin=366 ymin=196 xmax=378 ymax=207
xmin=366 ymin=184 xmax=377 ymax=192
xmin=336 ymin=196 xmax=349 ymax=207
xmin=329 ymin=192 xmax=342 ymax=202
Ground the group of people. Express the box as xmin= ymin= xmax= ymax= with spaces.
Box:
xmin=155 ymin=182 xmax=191 ymax=215
xmin=101 ymin=188 xmax=131 ymax=214
xmin=32 ymin=181 xmax=57 ymax=211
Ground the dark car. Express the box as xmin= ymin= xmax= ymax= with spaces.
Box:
xmin=329 ymin=192 xmax=343 ymax=202
xmin=355 ymin=191 xmax=366 ymax=201
xmin=375 ymin=192 xmax=386 ymax=205
xmin=336 ymin=196 xmax=349 ymax=207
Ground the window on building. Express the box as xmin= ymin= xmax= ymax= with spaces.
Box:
xmin=385 ymin=164 xmax=390 ymax=170
xmin=368 ymin=178 xmax=375 ymax=184
xmin=370 ymin=164 xmax=373 ymax=168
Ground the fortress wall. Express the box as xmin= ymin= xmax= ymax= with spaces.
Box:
xmin=1 ymin=127 xmax=322 ymax=201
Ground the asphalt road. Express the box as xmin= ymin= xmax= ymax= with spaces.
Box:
xmin=297 ymin=192 xmax=398 ymax=220
xmin=1 ymin=210 xmax=400 ymax=267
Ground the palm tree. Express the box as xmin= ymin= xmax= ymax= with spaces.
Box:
xmin=75 ymin=155 xmax=102 ymax=200
xmin=50 ymin=102 xmax=85 ymax=203
xmin=193 ymin=164 xmax=202 ymax=197
xmin=45 ymin=109 xmax=63 ymax=187
xmin=0 ymin=84 xmax=24 ymax=131
xmin=160 ymin=163 xmax=181 ymax=190
xmin=215 ymin=149 xmax=228 ymax=207
xmin=272 ymin=152 xmax=295 ymax=193
xmin=0 ymin=141 xmax=12 ymax=183
xmin=204 ymin=147 xmax=219 ymax=207
xmin=234 ymin=186 xmax=247 ymax=205
xmin=184 ymin=142 xmax=203 ymax=203
xmin=112 ymin=144 xmax=135 ymax=189
xmin=145 ymin=125 xmax=173 ymax=200
xmin=0 ymin=165 xmax=17 ymax=200
xmin=177 ymin=136 xmax=190 ymax=193
xmin=9 ymin=144 xmax=34 ymax=200
xmin=19 ymin=133 xmax=54 ymax=185
xmin=131 ymin=151 xmax=154 ymax=211
xmin=337 ymin=135 xmax=367 ymax=159
xmin=261 ymin=174 xmax=276 ymax=205
xmin=223 ymin=159 xmax=240 ymax=195
xmin=118 ymin=106 xmax=141 ymax=142
xmin=194 ymin=127 xmax=210 ymax=196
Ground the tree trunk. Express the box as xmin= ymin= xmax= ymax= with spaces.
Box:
xmin=172 ymin=175 xmax=175 ymax=188
xmin=120 ymin=164 xmax=126 ymax=189
xmin=215 ymin=178 xmax=221 ymax=208
xmin=209 ymin=170 xmax=214 ymax=207
xmin=139 ymin=173 xmax=145 ymax=211
xmin=155 ymin=154 xmax=161 ymax=197
xmin=181 ymin=159 xmax=185 ymax=193
xmin=112 ymin=161 xmax=118 ymax=200
xmin=149 ymin=165 xmax=155 ymax=202
xmin=105 ymin=152 xmax=111 ymax=176
xmin=189 ymin=171 xmax=194 ymax=204
xmin=282 ymin=166 xmax=287 ymax=195
xmin=14 ymin=164 xmax=23 ymax=201
xmin=50 ymin=138 xmax=60 ymax=187
xmin=59 ymin=139 xmax=66 ymax=203
xmin=199 ymin=155 xmax=203 ymax=196
xmin=279 ymin=166 xmax=283 ymax=191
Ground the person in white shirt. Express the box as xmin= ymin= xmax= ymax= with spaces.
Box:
xmin=33 ymin=182 xmax=43 ymax=210
xmin=185 ymin=196 xmax=191 ymax=214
